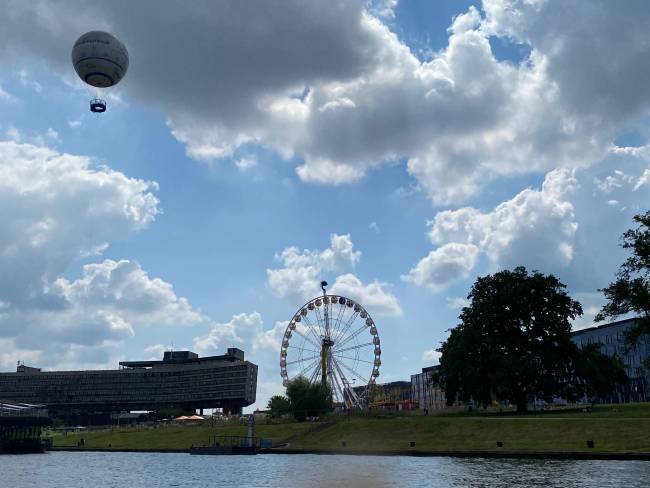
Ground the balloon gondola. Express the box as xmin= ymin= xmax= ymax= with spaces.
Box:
xmin=90 ymin=98 xmax=106 ymax=113
xmin=71 ymin=31 xmax=129 ymax=113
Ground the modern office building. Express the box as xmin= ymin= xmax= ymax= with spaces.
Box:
xmin=572 ymin=318 xmax=649 ymax=402
xmin=0 ymin=348 xmax=257 ymax=417
xmin=410 ymin=365 xmax=446 ymax=411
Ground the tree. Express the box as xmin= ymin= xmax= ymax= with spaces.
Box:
xmin=573 ymin=343 xmax=628 ymax=400
xmin=286 ymin=376 xmax=332 ymax=420
xmin=595 ymin=210 xmax=650 ymax=359
xmin=437 ymin=267 xmax=583 ymax=413
xmin=267 ymin=395 xmax=291 ymax=418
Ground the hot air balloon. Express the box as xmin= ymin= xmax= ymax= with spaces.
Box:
xmin=71 ymin=31 xmax=129 ymax=113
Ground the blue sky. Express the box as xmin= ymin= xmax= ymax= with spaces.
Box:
xmin=0 ymin=0 xmax=649 ymax=410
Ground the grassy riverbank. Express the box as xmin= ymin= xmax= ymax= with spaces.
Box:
xmin=52 ymin=403 xmax=650 ymax=453
xmin=51 ymin=421 xmax=313 ymax=450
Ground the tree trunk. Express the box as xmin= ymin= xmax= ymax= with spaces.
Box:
xmin=515 ymin=392 xmax=528 ymax=413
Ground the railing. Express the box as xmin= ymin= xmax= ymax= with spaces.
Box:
xmin=201 ymin=435 xmax=272 ymax=449
xmin=0 ymin=402 xmax=49 ymax=417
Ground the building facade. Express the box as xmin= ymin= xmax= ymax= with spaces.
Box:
xmin=0 ymin=348 xmax=257 ymax=416
xmin=411 ymin=366 xmax=446 ymax=411
xmin=572 ymin=318 xmax=649 ymax=403
xmin=350 ymin=380 xmax=416 ymax=410
xmin=409 ymin=318 xmax=650 ymax=411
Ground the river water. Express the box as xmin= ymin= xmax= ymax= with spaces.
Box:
xmin=1 ymin=452 xmax=648 ymax=487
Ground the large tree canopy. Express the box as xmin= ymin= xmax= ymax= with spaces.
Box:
xmin=437 ymin=267 xmax=584 ymax=412
xmin=285 ymin=377 xmax=332 ymax=420
xmin=596 ymin=211 xmax=650 ymax=352
xmin=267 ymin=395 xmax=291 ymax=418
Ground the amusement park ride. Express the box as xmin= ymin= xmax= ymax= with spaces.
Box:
xmin=280 ymin=281 xmax=381 ymax=409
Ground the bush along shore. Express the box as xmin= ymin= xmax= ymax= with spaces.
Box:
xmin=50 ymin=403 xmax=650 ymax=459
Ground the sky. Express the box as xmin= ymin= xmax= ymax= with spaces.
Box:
xmin=0 ymin=0 xmax=648 ymax=411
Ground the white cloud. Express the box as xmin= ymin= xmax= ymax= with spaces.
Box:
xmin=0 ymin=84 xmax=14 ymax=101
xmin=571 ymin=292 xmax=607 ymax=331
xmin=0 ymin=141 xmax=159 ymax=308
xmin=406 ymin=142 xmax=649 ymax=308
xmin=143 ymin=343 xmax=170 ymax=361
xmin=446 ymin=296 xmax=469 ymax=310
xmin=330 ymin=273 xmax=402 ymax=317
xmin=1 ymin=259 xmax=206 ymax=360
xmin=368 ymin=221 xmax=380 ymax=234
xmin=0 ymin=142 xmax=196 ymax=369
xmin=253 ymin=320 xmax=288 ymax=352
xmin=266 ymin=233 xmax=401 ymax=315
xmin=68 ymin=119 xmax=82 ymax=129
xmin=191 ymin=312 xmax=292 ymax=412
xmin=59 ymin=259 xmax=205 ymax=327
xmin=235 ymin=156 xmax=257 ymax=171
xmin=635 ymin=168 xmax=650 ymax=191
xmin=193 ymin=313 xmax=248 ymax=357
xmin=18 ymin=69 xmax=42 ymax=93
xmin=0 ymin=339 xmax=41 ymax=370
xmin=2 ymin=2 xmax=649 ymax=204
xmin=425 ymin=168 xmax=579 ymax=275
xmin=5 ymin=125 xmax=21 ymax=141
xmin=594 ymin=170 xmax=635 ymax=194
xmin=44 ymin=127 xmax=60 ymax=143
xmin=266 ymin=233 xmax=361 ymax=301
xmin=193 ymin=312 xmax=285 ymax=357
xmin=401 ymin=243 xmax=480 ymax=293
xmin=367 ymin=0 xmax=399 ymax=20
xmin=422 ymin=348 xmax=440 ymax=364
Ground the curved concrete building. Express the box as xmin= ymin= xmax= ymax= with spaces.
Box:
xmin=0 ymin=348 xmax=257 ymax=416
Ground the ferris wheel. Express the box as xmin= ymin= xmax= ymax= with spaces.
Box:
xmin=280 ymin=281 xmax=381 ymax=409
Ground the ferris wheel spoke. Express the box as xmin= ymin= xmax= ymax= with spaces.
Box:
xmin=335 ymin=323 xmax=368 ymax=350
xmin=314 ymin=306 xmax=326 ymax=337
xmin=329 ymin=363 xmax=347 ymax=403
xmin=287 ymin=345 xmax=320 ymax=355
xmin=331 ymin=311 xmax=359 ymax=345
xmin=297 ymin=358 xmax=321 ymax=378
xmin=331 ymin=358 xmax=360 ymax=407
xmin=335 ymin=357 xmax=369 ymax=385
xmin=301 ymin=315 xmax=324 ymax=344
xmin=309 ymin=362 xmax=322 ymax=384
xmin=299 ymin=319 xmax=324 ymax=348
xmin=334 ymin=309 xmax=358 ymax=339
xmin=286 ymin=353 xmax=321 ymax=367
xmin=333 ymin=342 xmax=374 ymax=354
xmin=330 ymin=303 xmax=347 ymax=342
xmin=292 ymin=328 xmax=321 ymax=350
xmin=333 ymin=353 xmax=375 ymax=364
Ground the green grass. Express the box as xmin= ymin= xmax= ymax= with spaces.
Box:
xmin=288 ymin=403 xmax=650 ymax=453
xmin=51 ymin=404 xmax=650 ymax=453
xmin=52 ymin=421 xmax=312 ymax=450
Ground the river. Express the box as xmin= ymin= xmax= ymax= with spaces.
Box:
xmin=1 ymin=452 xmax=648 ymax=487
